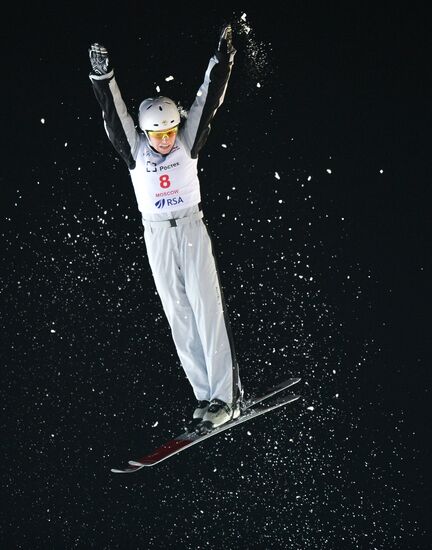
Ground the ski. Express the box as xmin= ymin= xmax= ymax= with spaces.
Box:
xmin=241 ymin=376 xmax=301 ymax=410
xmin=111 ymin=378 xmax=301 ymax=473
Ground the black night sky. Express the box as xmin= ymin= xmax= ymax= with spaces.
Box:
xmin=1 ymin=3 xmax=430 ymax=549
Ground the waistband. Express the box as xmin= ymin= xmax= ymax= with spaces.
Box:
xmin=142 ymin=209 xmax=204 ymax=230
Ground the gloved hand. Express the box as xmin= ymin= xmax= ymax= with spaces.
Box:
xmin=89 ymin=43 xmax=111 ymax=76
xmin=217 ymin=23 xmax=236 ymax=57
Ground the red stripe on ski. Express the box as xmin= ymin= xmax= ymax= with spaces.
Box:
xmin=133 ymin=434 xmax=197 ymax=464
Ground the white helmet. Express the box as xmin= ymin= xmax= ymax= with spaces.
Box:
xmin=138 ymin=96 xmax=180 ymax=131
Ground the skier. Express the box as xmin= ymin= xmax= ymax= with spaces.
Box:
xmin=88 ymin=24 xmax=242 ymax=430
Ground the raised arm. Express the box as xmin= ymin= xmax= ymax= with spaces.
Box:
xmin=88 ymin=43 xmax=140 ymax=169
xmin=182 ymin=24 xmax=236 ymax=158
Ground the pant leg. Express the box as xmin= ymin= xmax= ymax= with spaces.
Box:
xmin=144 ymin=226 xmax=210 ymax=401
xmin=180 ymin=219 xmax=241 ymax=403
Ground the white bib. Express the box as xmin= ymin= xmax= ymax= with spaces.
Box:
xmin=130 ymin=134 xmax=201 ymax=216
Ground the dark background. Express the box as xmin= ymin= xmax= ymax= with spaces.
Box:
xmin=1 ymin=2 xmax=430 ymax=549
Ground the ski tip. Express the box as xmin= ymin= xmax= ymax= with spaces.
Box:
xmin=111 ymin=465 xmax=144 ymax=474
xmin=128 ymin=460 xmax=144 ymax=467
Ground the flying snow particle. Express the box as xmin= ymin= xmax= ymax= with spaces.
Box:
xmin=235 ymin=12 xmax=273 ymax=83
xmin=326 ymin=169 xmax=332 ymax=174
xmin=165 ymin=75 xmax=174 ymax=81
xmin=240 ymin=13 xmax=251 ymax=33
xmin=274 ymin=172 xmax=280 ymax=180
xmin=41 ymin=118 xmax=45 ymax=124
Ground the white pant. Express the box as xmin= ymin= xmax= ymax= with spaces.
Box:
xmin=143 ymin=208 xmax=240 ymax=403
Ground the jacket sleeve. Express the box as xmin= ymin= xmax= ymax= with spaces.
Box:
xmin=182 ymin=49 xmax=236 ymax=159
xmin=89 ymin=71 xmax=139 ymax=170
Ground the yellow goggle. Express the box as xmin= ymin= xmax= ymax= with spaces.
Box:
xmin=147 ymin=126 xmax=178 ymax=140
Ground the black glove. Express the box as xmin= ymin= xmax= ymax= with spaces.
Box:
xmin=217 ymin=23 xmax=236 ymax=57
xmin=89 ymin=43 xmax=111 ymax=76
